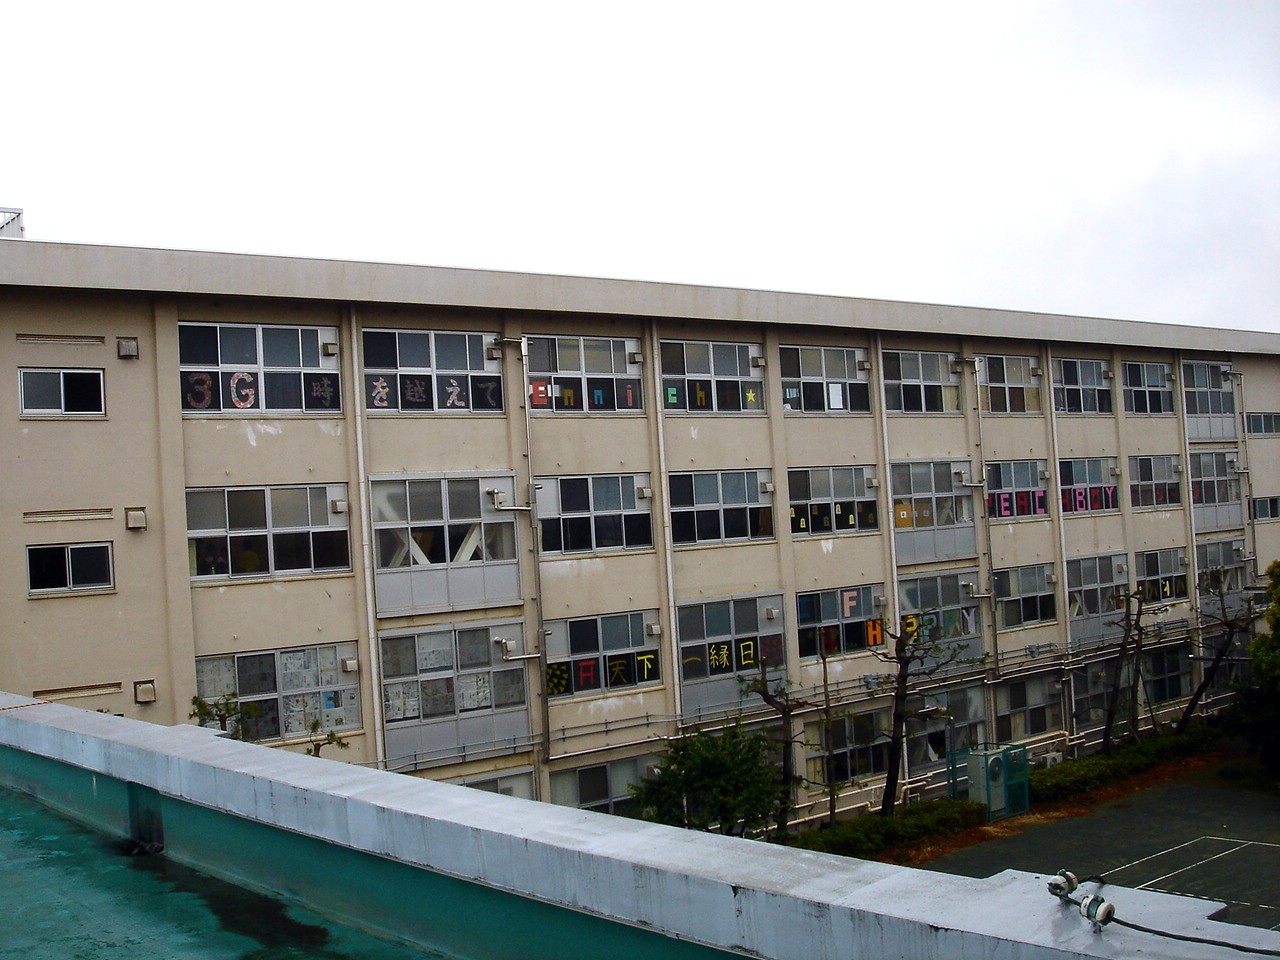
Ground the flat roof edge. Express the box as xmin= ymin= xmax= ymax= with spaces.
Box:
xmin=3 ymin=238 xmax=1278 ymax=354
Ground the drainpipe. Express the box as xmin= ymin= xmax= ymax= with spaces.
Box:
xmin=649 ymin=321 xmax=684 ymax=725
xmin=960 ymin=355 xmax=999 ymax=680
xmin=349 ymin=304 xmax=386 ymax=766
xmin=1229 ymin=370 xmax=1258 ymax=583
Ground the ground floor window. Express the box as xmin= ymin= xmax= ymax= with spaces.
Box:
xmin=549 ymin=755 xmax=655 ymax=815
xmin=994 ymin=675 xmax=1063 ymax=742
xmin=195 ymin=642 xmax=360 ymax=742
xmin=805 ymin=710 xmax=889 ymax=785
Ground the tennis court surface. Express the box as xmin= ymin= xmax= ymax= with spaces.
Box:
xmin=923 ymin=775 xmax=1280 ymax=929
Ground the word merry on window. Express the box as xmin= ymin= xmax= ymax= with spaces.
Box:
xmin=788 ymin=466 xmax=878 ymax=536
xmin=1059 ymin=457 xmax=1120 ymax=514
xmin=180 ymin=323 xmax=341 ymax=413
xmin=535 ymin=474 xmax=653 ymax=553
xmin=779 ymin=345 xmax=870 ymax=413
xmin=195 ymin=642 xmax=360 ymax=742
xmin=660 ymin=339 xmax=765 ymax=412
xmin=985 ymin=461 xmax=1048 ymax=519
xmin=796 ymin=584 xmax=885 ymax=658
xmin=19 ymin=368 xmax=104 ymax=416
xmin=27 ymin=542 xmax=113 ymax=594
xmin=545 ymin=610 xmax=661 ymax=697
xmin=186 ymin=485 xmax=350 ymax=578
xmin=362 ymin=329 xmax=502 ymax=413
xmin=527 ymin=335 xmax=642 ymax=412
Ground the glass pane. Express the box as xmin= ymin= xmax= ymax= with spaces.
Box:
xmin=592 ymin=475 xmax=622 ymax=511
xmin=417 ymin=632 xmax=454 ymax=672
xmin=435 ymin=334 xmax=469 ymax=370
xmin=236 ymin=653 xmax=277 ymax=695
xmin=68 ymin=545 xmax=111 ymax=588
xmin=448 ymin=479 xmax=482 ymax=519
xmin=186 ymin=490 xmax=226 ymax=531
xmin=408 ymin=480 xmax=443 ymax=522
xmin=61 ymin=372 xmax=103 ymax=413
xmin=457 ymin=628 xmax=491 ymax=668
xmin=262 ymin=327 xmax=301 ymax=367
xmin=270 ymin=487 xmax=311 ymax=528
xmin=21 ymin=370 xmax=63 ymax=411
xmin=226 ymin=489 xmax=267 ymax=530
xmin=372 ymin=483 xmax=408 ymax=524
xmin=398 ymin=332 xmax=432 ymax=368
xmin=219 ymin=326 xmax=258 ymax=365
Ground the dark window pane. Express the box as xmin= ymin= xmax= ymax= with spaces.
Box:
xmin=237 ymin=654 xmax=277 ymax=695
xmin=623 ymin=513 xmax=652 ymax=547
xmin=219 ymin=326 xmax=258 ymax=365
xmin=560 ymin=478 xmax=590 ymax=513
xmin=668 ymin=474 xmax=694 ymax=508
xmin=242 ymin=699 xmax=280 ymax=741
xmin=562 ymin=516 xmax=594 ymax=551
xmin=191 ymin=537 xmax=229 ymax=576
xmin=61 ymin=372 xmax=103 ymax=413
xmin=594 ymin=514 xmax=624 ymax=548
xmin=311 ymin=531 xmax=350 ymax=570
xmin=179 ymin=325 xmax=219 ymax=365
xmin=69 ymin=545 xmax=111 ymax=588
xmin=723 ymin=507 xmax=749 ymax=539
xmin=540 ymin=518 xmax=563 ymax=552
xmin=229 ymin=534 xmax=269 ymax=574
xmin=264 ymin=372 xmax=303 ymax=410
xmin=272 ymin=532 xmax=312 ymax=571
xmin=262 ymin=327 xmax=301 ymax=366
xmin=671 ymin=511 xmax=698 ymax=544
xmin=470 ymin=376 xmax=503 ymax=410
xmin=435 ymin=334 xmax=469 ymax=370
xmin=694 ymin=509 xmax=722 ymax=541
xmin=303 ymin=373 xmax=341 ymax=411
xmin=363 ymin=331 xmax=399 ymax=368
xmin=569 ymin=619 xmax=599 ymax=655
xmin=27 ymin=546 xmax=68 ymax=590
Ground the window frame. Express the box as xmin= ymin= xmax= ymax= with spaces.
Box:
xmin=882 ymin=350 xmax=961 ymax=413
xmin=1182 ymin=361 xmax=1234 ymax=417
xmin=380 ymin=623 xmax=527 ymax=725
xmin=979 ymin=354 xmax=1042 ymax=414
xmin=787 ymin=465 xmax=879 ymax=536
xmin=1136 ymin=548 xmax=1188 ymax=605
xmin=26 ymin=541 xmax=114 ymax=595
xmin=994 ymin=675 xmax=1063 ymax=742
xmin=660 ymin=339 xmax=765 ymax=413
xmin=668 ymin=470 xmax=775 ymax=545
xmin=1188 ymin=452 xmax=1240 ymax=506
xmin=1121 ymin=361 xmax=1175 ymax=415
xmin=544 ymin=609 xmax=662 ymax=698
xmin=1251 ymin=495 xmax=1280 ymax=521
xmin=1059 ymin=457 xmax=1121 ymax=514
xmin=535 ymin=473 xmax=653 ymax=555
xmin=1128 ymin=455 xmax=1182 ymax=509
xmin=370 ymin=476 xmax=518 ymax=572
xmin=676 ymin=596 xmax=786 ymax=684
xmin=179 ymin=322 xmax=342 ymax=415
xmin=993 ymin=563 xmax=1057 ymax=629
xmin=807 ymin=710 xmax=889 ymax=785
xmin=361 ymin=328 xmax=503 ymax=414
xmin=796 ymin=584 xmax=885 ymax=659
xmin=186 ymin=484 xmax=351 ymax=580
xmin=985 ymin=460 xmax=1049 ymax=520
xmin=1246 ymin=412 xmax=1280 ymax=436
xmin=19 ymin=367 xmax=106 ymax=417
xmin=1052 ymin=358 xmax=1113 ymax=415
xmin=1066 ymin=553 xmax=1127 ymax=621
xmin=779 ymin=344 xmax=871 ymax=414
xmin=890 ymin=460 xmax=974 ymax=530
xmin=194 ymin=642 xmax=361 ymax=743
xmin=527 ymin=334 xmax=643 ymax=413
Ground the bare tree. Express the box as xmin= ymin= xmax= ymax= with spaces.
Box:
xmin=1176 ymin=566 xmax=1256 ymax=734
xmin=873 ymin=613 xmax=982 ymax=817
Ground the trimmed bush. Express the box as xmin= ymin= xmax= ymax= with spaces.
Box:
xmin=1028 ymin=728 xmax=1218 ymax=804
xmin=791 ymin=797 xmax=987 ymax=859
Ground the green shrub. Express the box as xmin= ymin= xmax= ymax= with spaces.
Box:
xmin=792 ymin=797 xmax=987 ymax=858
xmin=1028 ymin=728 xmax=1218 ymax=804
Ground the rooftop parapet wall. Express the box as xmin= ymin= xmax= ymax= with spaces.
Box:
xmin=3 ymin=238 xmax=1278 ymax=355
xmin=0 ymin=691 xmax=1274 ymax=960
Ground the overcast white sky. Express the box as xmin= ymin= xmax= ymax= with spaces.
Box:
xmin=6 ymin=2 xmax=1279 ymax=331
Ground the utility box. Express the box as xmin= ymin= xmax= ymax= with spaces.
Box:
xmin=953 ymin=742 xmax=1029 ymax=822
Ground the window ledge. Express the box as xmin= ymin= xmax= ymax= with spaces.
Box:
xmin=27 ymin=588 xmax=117 ymax=600
xmin=19 ymin=414 xmax=109 ymax=422
xmin=190 ymin=570 xmax=355 ymax=587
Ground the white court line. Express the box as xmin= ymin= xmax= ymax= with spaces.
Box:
xmin=1104 ymin=835 xmax=1280 ymax=877
xmin=1138 ymin=841 xmax=1251 ymax=889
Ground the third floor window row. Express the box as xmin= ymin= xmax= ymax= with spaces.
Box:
xmin=180 ymin=323 xmax=341 ymax=414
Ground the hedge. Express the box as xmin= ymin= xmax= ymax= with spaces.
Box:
xmin=1027 ymin=727 xmax=1219 ymax=804
xmin=790 ymin=797 xmax=988 ymax=858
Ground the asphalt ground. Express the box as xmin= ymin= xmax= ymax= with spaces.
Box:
xmin=922 ymin=773 xmax=1280 ymax=930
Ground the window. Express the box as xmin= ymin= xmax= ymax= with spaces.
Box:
xmin=545 ymin=610 xmax=661 ymax=697
xmin=905 ymin=685 xmax=986 ymax=768
xmin=796 ymin=585 xmax=885 ymax=658
xmin=1066 ymin=554 xmax=1127 ymax=622
xmin=660 ymin=340 xmax=764 ymax=412
xmin=527 ymin=335 xmax=642 ymax=412
xmin=1246 ymin=412 xmax=1280 ymax=435
xmin=1196 ymin=540 xmax=1247 ymax=595
xmin=1052 ymin=358 xmax=1112 ymax=414
xmin=186 ymin=485 xmax=350 ymax=578
xmin=1145 ymin=645 xmax=1191 ymax=704
xmin=890 ymin=461 xmax=973 ymax=529
xmin=994 ymin=676 xmax=1062 ymax=741
xmin=381 ymin=625 xmax=526 ymax=723
xmin=677 ymin=597 xmax=784 ymax=682
xmin=370 ymin=474 xmax=520 ymax=615
xmin=1072 ymin=660 xmax=1131 ymax=731
xmin=668 ymin=470 xmax=774 ymax=544
xmin=1252 ymin=496 xmax=1280 ymax=520
xmin=985 ymin=461 xmax=1049 ymax=519
xmin=897 ymin=572 xmax=982 ymax=649
xmin=1136 ymin=548 xmax=1188 ymax=604
xmin=460 ymin=772 xmax=534 ymax=800
xmin=179 ymin=323 xmax=341 ymax=413
xmin=1128 ymin=455 xmax=1181 ymax=508
xmin=27 ymin=542 xmax=113 ymax=594
xmin=536 ymin=474 xmax=653 ymax=553
xmin=807 ymin=711 xmax=888 ymax=785
xmin=362 ymin=328 xmax=502 ymax=413
xmin=779 ymin=345 xmax=870 ymax=413
xmin=1189 ymin=452 xmax=1240 ymax=506
xmin=882 ymin=350 xmax=960 ymax=413
xmin=1122 ymin=361 xmax=1174 ymax=414
xmin=1059 ymin=457 xmax=1120 ymax=514
xmin=550 ymin=757 xmax=653 ymax=815
xmin=979 ymin=355 xmax=1041 ymax=413
xmin=1182 ymin=361 xmax=1234 ymax=416
xmin=994 ymin=564 xmax=1057 ymax=629
xmin=372 ymin=477 xmax=515 ymax=570
xmin=19 ymin=368 xmax=104 ymax=416
xmin=195 ymin=642 xmax=360 ymax=742
xmin=787 ymin=466 xmax=878 ymax=536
